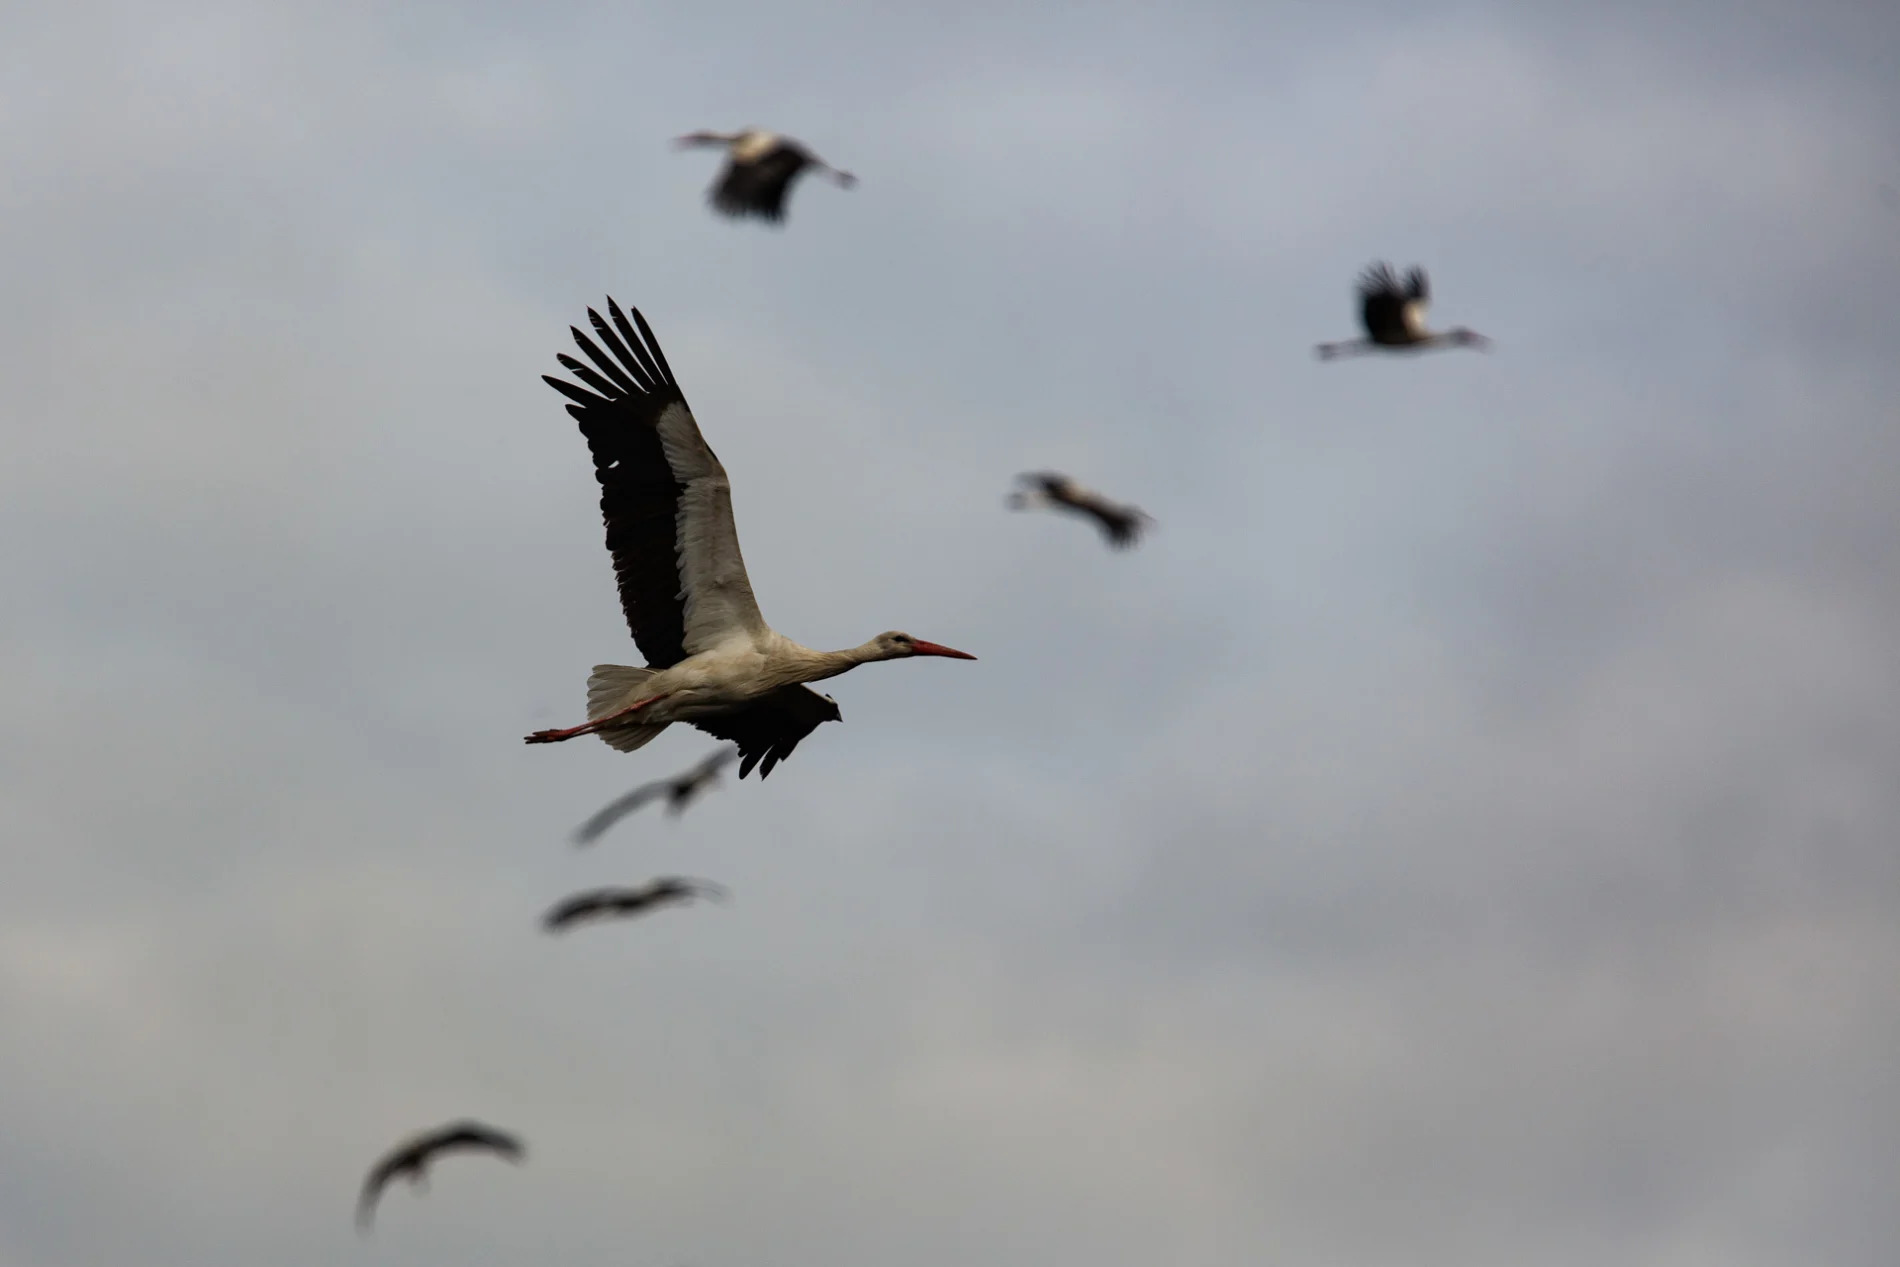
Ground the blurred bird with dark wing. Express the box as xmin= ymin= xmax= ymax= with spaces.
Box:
xmin=1316 ymin=262 xmax=1491 ymax=360
xmin=571 ymin=746 xmax=737 ymax=845
xmin=356 ymin=1120 xmax=523 ymax=1232
xmin=1007 ymin=472 xmax=1153 ymax=550
xmin=542 ymin=877 xmax=729 ymax=934
xmin=674 ymin=128 xmax=856 ymax=223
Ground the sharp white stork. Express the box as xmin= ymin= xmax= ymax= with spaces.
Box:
xmin=357 ymin=1121 xmax=523 ymax=1232
xmin=542 ymin=877 xmax=728 ymax=933
xmin=1007 ymin=472 xmax=1153 ymax=550
xmin=1315 ymin=262 xmax=1491 ymax=360
xmin=674 ymin=128 xmax=857 ymax=223
xmin=571 ymin=746 xmax=737 ymax=845
xmin=528 ymin=299 xmax=976 ymax=777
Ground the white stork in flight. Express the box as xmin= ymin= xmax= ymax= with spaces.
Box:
xmin=674 ymin=128 xmax=857 ymax=223
xmin=1315 ymin=262 xmax=1491 ymax=360
xmin=528 ymin=299 xmax=976 ymax=778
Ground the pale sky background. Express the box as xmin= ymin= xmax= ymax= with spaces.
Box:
xmin=2 ymin=1 xmax=1898 ymax=1264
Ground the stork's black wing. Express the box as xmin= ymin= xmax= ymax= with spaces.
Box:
xmin=691 ymin=685 xmax=841 ymax=778
xmin=356 ymin=1121 xmax=522 ymax=1231
xmin=1356 ymin=261 xmax=1404 ymax=300
xmin=543 ymin=299 xmax=691 ymax=669
xmin=689 ymin=745 xmax=739 ymax=782
xmin=428 ymin=1123 xmax=524 ymax=1159
xmin=545 ymin=889 xmax=638 ymax=929
xmin=710 ymin=146 xmax=811 ymax=221
xmin=1020 ymin=471 xmax=1073 ymax=498
xmin=1355 ymin=261 xmax=1412 ymax=342
xmin=357 ymin=1148 xmax=415 ymax=1230
xmin=545 ymin=894 xmax=601 ymax=929
xmin=1093 ymin=504 xmax=1151 ymax=549
xmin=571 ymin=779 xmax=671 ymax=846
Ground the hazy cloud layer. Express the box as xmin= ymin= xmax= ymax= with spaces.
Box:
xmin=2 ymin=2 xmax=1896 ymax=1265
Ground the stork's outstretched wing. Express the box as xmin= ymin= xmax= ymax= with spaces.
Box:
xmin=543 ymin=300 xmax=769 ymax=665
xmin=356 ymin=1121 xmax=523 ymax=1232
xmin=571 ymin=780 xmax=670 ymax=845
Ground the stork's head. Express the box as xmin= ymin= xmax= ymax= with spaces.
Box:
xmin=1446 ymin=326 xmax=1492 ymax=350
xmin=867 ymin=631 xmax=978 ymax=662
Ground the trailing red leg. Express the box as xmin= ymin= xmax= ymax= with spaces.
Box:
xmin=524 ymin=695 xmax=666 ymax=744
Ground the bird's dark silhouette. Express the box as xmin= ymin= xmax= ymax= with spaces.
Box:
xmin=356 ymin=1120 xmax=524 ymax=1232
xmin=572 ymin=746 xmax=737 ymax=845
xmin=674 ymin=128 xmax=856 ymax=223
xmin=542 ymin=877 xmax=729 ymax=934
xmin=1007 ymin=472 xmax=1153 ymax=550
xmin=1315 ymin=262 xmax=1491 ymax=359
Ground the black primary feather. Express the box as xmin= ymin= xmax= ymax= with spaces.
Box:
xmin=542 ymin=303 xmax=695 ymax=669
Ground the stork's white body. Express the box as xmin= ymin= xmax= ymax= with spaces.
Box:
xmin=587 ymin=632 xmax=890 ymax=731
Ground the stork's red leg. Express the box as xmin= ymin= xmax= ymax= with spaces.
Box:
xmin=524 ymin=696 xmax=667 ymax=744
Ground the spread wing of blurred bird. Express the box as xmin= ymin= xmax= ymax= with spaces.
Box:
xmin=542 ymin=877 xmax=729 ymax=934
xmin=356 ymin=1120 xmax=524 ymax=1232
xmin=571 ymin=746 xmax=738 ymax=845
xmin=1007 ymin=471 xmax=1153 ymax=549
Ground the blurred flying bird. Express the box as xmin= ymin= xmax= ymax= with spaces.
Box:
xmin=1007 ymin=472 xmax=1153 ymax=550
xmin=1315 ymin=262 xmax=1492 ymax=360
xmin=542 ymin=877 xmax=729 ymax=933
xmin=674 ymin=128 xmax=857 ymax=223
xmin=528 ymin=299 xmax=976 ymax=776
xmin=356 ymin=1121 xmax=523 ymax=1232
xmin=572 ymin=746 xmax=738 ymax=845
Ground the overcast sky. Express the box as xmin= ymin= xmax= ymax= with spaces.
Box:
xmin=2 ymin=1 xmax=1898 ymax=1264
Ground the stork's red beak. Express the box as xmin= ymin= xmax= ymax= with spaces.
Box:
xmin=910 ymin=640 xmax=977 ymax=660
